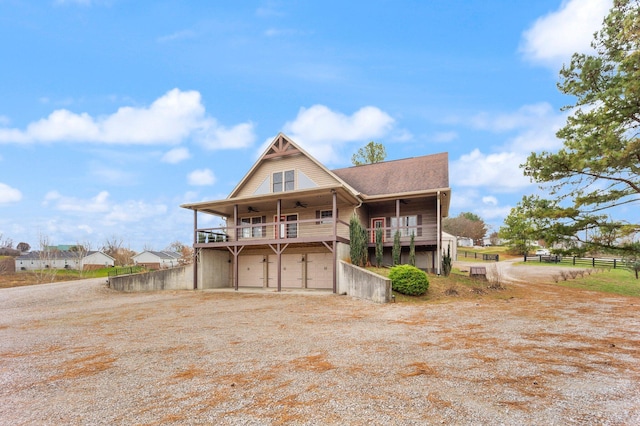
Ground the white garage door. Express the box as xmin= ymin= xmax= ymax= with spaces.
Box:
xmin=281 ymin=254 xmax=303 ymax=288
xmin=306 ymin=252 xmax=333 ymax=289
xmin=238 ymin=255 xmax=264 ymax=288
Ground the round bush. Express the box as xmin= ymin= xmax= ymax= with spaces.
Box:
xmin=388 ymin=264 xmax=429 ymax=296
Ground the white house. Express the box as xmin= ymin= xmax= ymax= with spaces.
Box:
xmin=15 ymin=250 xmax=115 ymax=271
xmin=442 ymin=232 xmax=457 ymax=261
xmin=132 ymin=251 xmax=182 ymax=269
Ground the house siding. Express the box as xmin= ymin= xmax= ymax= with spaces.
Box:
xmin=234 ymin=155 xmax=341 ymax=198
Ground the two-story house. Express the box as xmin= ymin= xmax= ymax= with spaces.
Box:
xmin=180 ymin=133 xmax=450 ymax=293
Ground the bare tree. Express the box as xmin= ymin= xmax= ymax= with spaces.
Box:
xmin=34 ymin=234 xmax=57 ymax=283
xmin=102 ymin=236 xmax=134 ymax=266
xmin=0 ymin=233 xmax=13 ymax=249
xmin=70 ymin=241 xmax=91 ymax=277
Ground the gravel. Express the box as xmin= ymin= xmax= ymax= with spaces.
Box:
xmin=1 ymin=264 xmax=639 ymax=425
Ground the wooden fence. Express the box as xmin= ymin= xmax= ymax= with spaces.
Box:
xmin=523 ymin=255 xmax=623 ymax=269
xmin=458 ymin=251 xmax=499 ymax=262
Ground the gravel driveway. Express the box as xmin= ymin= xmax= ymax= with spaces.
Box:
xmin=1 ymin=265 xmax=639 ymax=425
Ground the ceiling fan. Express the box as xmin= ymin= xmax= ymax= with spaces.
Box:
xmin=248 ymin=206 xmax=259 ymax=213
xmin=295 ymin=201 xmax=308 ymax=208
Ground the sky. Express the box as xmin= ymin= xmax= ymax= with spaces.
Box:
xmin=0 ymin=0 xmax=620 ymax=251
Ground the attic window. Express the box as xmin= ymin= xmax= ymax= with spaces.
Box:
xmin=273 ymin=170 xmax=295 ymax=192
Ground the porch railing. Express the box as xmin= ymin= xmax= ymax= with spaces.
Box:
xmin=364 ymin=224 xmax=438 ymax=244
xmin=195 ymin=218 xmax=350 ymax=244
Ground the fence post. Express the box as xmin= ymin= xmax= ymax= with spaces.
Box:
xmin=592 ymin=258 xmax=595 ymax=267
xmin=573 ymin=256 xmax=575 ymax=265
xmin=614 ymin=258 xmax=616 ymax=269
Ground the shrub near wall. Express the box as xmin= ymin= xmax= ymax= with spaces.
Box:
xmin=389 ymin=264 xmax=429 ymax=296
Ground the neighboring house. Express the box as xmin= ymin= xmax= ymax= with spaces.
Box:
xmin=180 ymin=133 xmax=451 ymax=292
xmin=15 ymin=250 xmax=115 ymax=271
xmin=133 ymin=251 xmax=182 ymax=270
xmin=457 ymin=237 xmax=474 ymax=247
xmin=82 ymin=251 xmax=116 ymax=270
xmin=442 ymin=232 xmax=457 ymax=261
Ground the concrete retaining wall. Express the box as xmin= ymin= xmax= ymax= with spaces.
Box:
xmin=109 ymin=264 xmax=193 ymax=292
xmin=337 ymin=260 xmax=391 ymax=303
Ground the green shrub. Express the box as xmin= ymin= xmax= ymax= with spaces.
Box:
xmin=389 ymin=264 xmax=429 ymax=296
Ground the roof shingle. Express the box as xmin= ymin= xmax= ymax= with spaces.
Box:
xmin=331 ymin=152 xmax=449 ymax=197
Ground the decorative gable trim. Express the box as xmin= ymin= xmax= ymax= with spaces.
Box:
xmin=263 ymin=134 xmax=301 ymax=159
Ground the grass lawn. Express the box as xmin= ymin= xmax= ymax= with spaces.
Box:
xmin=0 ymin=266 xmax=147 ymax=289
xmin=367 ymin=265 xmax=512 ymax=303
xmin=551 ymin=268 xmax=640 ymax=298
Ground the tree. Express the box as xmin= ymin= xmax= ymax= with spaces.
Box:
xmin=351 ymin=141 xmax=387 ymax=166
xmin=392 ymin=230 xmax=401 ymax=265
xmin=441 ymin=244 xmax=452 ymax=277
xmin=165 ymin=241 xmax=193 ymax=265
xmin=34 ymin=234 xmax=57 ymax=283
xmin=499 ymin=197 xmax=539 ymax=255
xmin=375 ymin=227 xmax=383 ymax=267
xmin=522 ymin=0 xmax=640 ymax=257
xmin=349 ymin=214 xmax=368 ymax=267
xmin=443 ymin=212 xmax=488 ymax=245
xmin=102 ymin=236 xmax=134 ymax=266
xmin=16 ymin=242 xmax=30 ymax=252
xmin=70 ymin=241 xmax=91 ymax=277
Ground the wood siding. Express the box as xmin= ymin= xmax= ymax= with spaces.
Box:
xmin=234 ymin=154 xmax=341 ymax=198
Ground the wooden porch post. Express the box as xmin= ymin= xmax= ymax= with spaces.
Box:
xmin=332 ymin=190 xmax=337 ymax=294
xmin=437 ymin=191 xmax=442 ymax=275
xmin=395 ymin=198 xmax=400 ymax=234
xmin=234 ymin=204 xmax=239 ymax=242
xmin=193 ymin=209 xmax=198 ymax=290
xmin=277 ymin=199 xmax=281 ymax=292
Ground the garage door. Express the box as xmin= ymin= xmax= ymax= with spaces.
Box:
xmin=306 ymin=252 xmax=333 ymax=289
xmin=281 ymin=254 xmax=303 ymax=288
xmin=238 ymin=255 xmax=264 ymax=288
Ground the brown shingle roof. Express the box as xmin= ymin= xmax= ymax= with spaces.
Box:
xmin=331 ymin=152 xmax=449 ymax=197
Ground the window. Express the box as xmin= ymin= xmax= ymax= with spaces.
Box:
xmin=284 ymin=170 xmax=295 ymax=191
xmin=273 ymin=170 xmax=295 ymax=192
xmin=275 ymin=214 xmax=298 ymax=238
xmin=273 ymin=172 xmax=282 ymax=192
xmin=319 ymin=210 xmax=333 ymax=224
xmin=240 ymin=216 xmax=264 ymax=238
xmin=390 ymin=215 xmax=418 ymax=237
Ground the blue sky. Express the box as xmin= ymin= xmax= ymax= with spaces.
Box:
xmin=0 ymin=0 xmax=617 ymax=251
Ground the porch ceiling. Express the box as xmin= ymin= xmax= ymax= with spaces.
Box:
xmin=181 ymin=185 xmax=359 ymax=217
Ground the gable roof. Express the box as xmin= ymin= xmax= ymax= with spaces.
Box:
xmin=16 ymin=250 xmax=113 ymax=261
xmin=133 ymin=251 xmax=181 ymax=260
xmin=227 ymin=133 xmax=360 ymax=199
xmin=331 ymin=152 xmax=449 ymax=197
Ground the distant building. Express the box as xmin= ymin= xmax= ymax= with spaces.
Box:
xmin=132 ymin=251 xmax=182 ymax=270
xmin=15 ymin=251 xmax=115 ymax=271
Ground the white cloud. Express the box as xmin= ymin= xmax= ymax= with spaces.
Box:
xmin=158 ymin=29 xmax=197 ymax=43
xmin=520 ymin=0 xmax=612 ymax=68
xmin=470 ymin=102 xmax=567 ymax=153
xmin=43 ymin=190 xmax=110 ymax=213
xmin=78 ymin=224 xmax=94 ymax=234
xmin=450 ymin=149 xmax=531 ymax=191
xmin=276 ymin=104 xmax=395 ymax=163
xmin=0 ymin=89 xmax=256 ymax=149
xmin=161 ymin=147 xmax=191 ymax=164
xmin=90 ymin=164 xmax=136 ymax=185
xmin=188 ymin=169 xmax=216 ymax=186
xmin=482 ymin=196 xmax=498 ymax=206
xmin=104 ymin=201 xmax=168 ymax=224
xmin=0 ymin=183 xmax=22 ymax=204
xmin=431 ymin=131 xmax=458 ymax=143
xmin=42 ymin=190 xmax=168 ymax=226
xmin=197 ymin=121 xmax=255 ymax=150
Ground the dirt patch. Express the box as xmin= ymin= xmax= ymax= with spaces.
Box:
xmin=0 ymin=276 xmax=639 ymax=424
